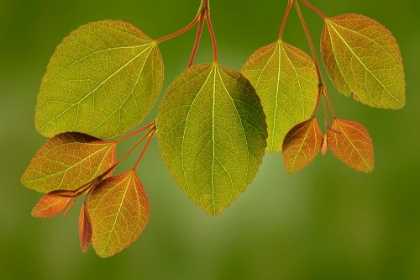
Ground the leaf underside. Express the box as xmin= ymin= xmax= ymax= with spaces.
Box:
xmin=321 ymin=14 xmax=405 ymax=109
xmin=35 ymin=20 xmax=164 ymax=139
xmin=328 ymin=118 xmax=374 ymax=173
xmin=88 ymin=170 xmax=150 ymax=258
xmin=241 ymin=40 xmax=318 ymax=153
xmin=282 ymin=118 xmax=323 ymax=174
xmin=157 ymin=63 xmax=267 ymax=215
xmin=21 ymin=132 xmax=116 ymax=193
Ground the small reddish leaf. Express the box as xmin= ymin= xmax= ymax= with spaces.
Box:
xmin=328 ymin=118 xmax=374 ymax=173
xmin=31 ymin=193 xmax=73 ymax=218
xmin=21 ymin=132 xmax=116 ymax=193
xmin=282 ymin=118 xmax=323 ymax=174
xmin=87 ymin=170 xmax=150 ymax=258
xmin=79 ymin=202 xmax=92 ymax=253
xmin=321 ymin=134 xmax=328 ymax=156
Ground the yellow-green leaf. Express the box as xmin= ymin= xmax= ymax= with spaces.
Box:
xmin=282 ymin=118 xmax=323 ymax=174
xmin=157 ymin=63 xmax=267 ymax=215
xmin=321 ymin=14 xmax=405 ymax=109
xmin=21 ymin=132 xmax=116 ymax=193
xmin=88 ymin=170 xmax=150 ymax=258
xmin=241 ymin=40 xmax=318 ymax=153
xmin=35 ymin=20 xmax=164 ymax=139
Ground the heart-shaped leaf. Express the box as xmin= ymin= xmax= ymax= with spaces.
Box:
xmin=35 ymin=20 xmax=164 ymax=139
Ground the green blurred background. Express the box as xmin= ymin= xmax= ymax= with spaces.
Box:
xmin=1 ymin=0 xmax=419 ymax=279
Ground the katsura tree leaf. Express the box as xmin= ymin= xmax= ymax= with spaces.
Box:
xmin=321 ymin=14 xmax=405 ymax=109
xmin=87 ymin=170 xmax=150 ymax=258
xmin=328 ymin=118 xmax=374 ymax=173
xmin=35 ymin=20 xmax=164 ymax=139
xmin=21 ymin=132 xmax=116 ymax=193
xmin=282 ymin=118 xmax=323 ymax=174
xmin=31 ymin=193 xmax=73 ymax=218
xmin=241 ymin=40 xmax=318 ymax=153
xmin=157 ymin=63 xmax=267 ymax=215
xmin=79 ymin=202 xmax=92 ymax=253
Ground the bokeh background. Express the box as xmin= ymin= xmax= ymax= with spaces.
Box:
xmin=1 ymin=0 xmax=419 ymax=279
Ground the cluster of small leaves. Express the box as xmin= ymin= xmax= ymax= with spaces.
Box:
xmin=21 ymin=0 xmax=405 ymax=258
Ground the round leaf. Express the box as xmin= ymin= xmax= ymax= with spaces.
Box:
xmin=35 ymin=20 xmax=164 ymax=139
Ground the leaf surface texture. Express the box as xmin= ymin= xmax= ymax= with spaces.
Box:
xmin=242 ymin=41 xmax=318 ymax=153
xmin=88 ymin=170 xmax=150 ymax=258
xmin=35 ymin=20 xmax=164 ymax=138
xmin=328 ymin=118 xmax=374 ymax=173
xmin=21 ymin=132 xmax=116 ymax=193
xmin=157 ymin=64 xmax=267 ymax=215
xmin=282 ymin=118 xmax=323 ymax=174
xmin=321 ymin=14 xmax=405 ymax=109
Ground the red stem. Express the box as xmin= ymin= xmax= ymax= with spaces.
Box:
xmin=204 ymin=6 xmax=218 ymax=63
xmin=116 ymin=127 xmax=155 ymax=166
xmin=115 ymin=121 xmax=155 ymax=143
xmin=132 ymin=130 xmax=155 ymax=170
xmin=155 ymin=16 xmax=200 ymax=44
xmin=279 ymin=0 xmax=293 ymax=40
xmin=301 ymin=0 xmax=326 ymax=19
xmin=188 ymin=14 xmax=205 ymax=67
xmin=293 ymin=0 xmax=322 ymax=86
xmin=324 ymin=90 xmax=336 ymax=118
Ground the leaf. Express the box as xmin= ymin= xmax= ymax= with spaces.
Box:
xmin=79 ymin=202 xmax=92 ymax=253
xmin=31 ymin=193 xmax=73 ymax=218
xmin=87 ymin=170 xmax=150 ymax=258
xmin=328 ymin=118 xmax=374 ymax=173
xmin=282 ymin=118 xmax=323 ymax=174
xmin=157 ymin=63 xmax=267 ymax=215
xmin=21 ymin=132 xmax=116 ymax=193
xmin=241 ymin=40 xmax=318 ymax=153
xmin=35 ymin=20 xmax=164 ymax=139
xmin=321 ymin=134 xmax=328 ymax=156
xmin=321 ymin=14 xmax=405 ymax=109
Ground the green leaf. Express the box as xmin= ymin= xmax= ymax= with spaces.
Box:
xmin=157 ymin=63 xmax=267 ymax=215
xmin=321 ymin=14 xmax=405 ymax=109
xmin=35 ymin=20 xmax=164 ymax=139
xmin=21 ymin=132 xmax=116 ymax=193
xmin=241 ymin=40 xmax=318 ymax=153
xmin=88 ymin=170 xmax=150 ymax=258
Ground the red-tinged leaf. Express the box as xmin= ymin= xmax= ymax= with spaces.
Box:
xmin=21 ymin=132 xmax=116 ymax=193
xmin=328 ymin=118 xmax=374 ymax=173
xmin=31 ymin=193 xmax=73 ymax=218
xmin=282 ymin=118 xmax=323 ymax=174
xmin=79 ymin=202 xmax=92 ymax=253
xmin=321 ymin=134 xmax=328 ymax=156
xmin=321 ymin=14 xmax=405 ymax=109
xmin=87 ymin=170 xmax=150 ymax=258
